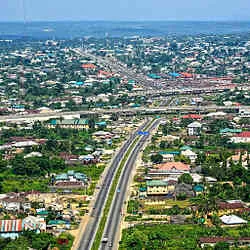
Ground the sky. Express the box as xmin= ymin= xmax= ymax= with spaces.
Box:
xmin=0 ymin=0 xmax=250 ymax=22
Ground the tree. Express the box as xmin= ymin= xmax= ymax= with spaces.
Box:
xmin=151 ymin=154 xmax=163 ymax=164
xmin=88 ymin=119 xmax=96 ymax=130
xmin=4 ymin=236 xmax=29 ymax=250
xmin=178 ymin=173 xmax=193 ymax=184
xmin=111 ymin=113 xmax=119 ymax=121
xmin=214 ymin=242 xmax=230 ymax=250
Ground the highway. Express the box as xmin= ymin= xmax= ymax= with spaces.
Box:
xmin=78 ymin=119 xmax=151 ymax=250
xmin=100 ymin=119 xmax=160 ymax=250
xmin=0 ymin=105 xmax=245 ymax=123
xmin=73 ymin=48 xmax=152 ymax=89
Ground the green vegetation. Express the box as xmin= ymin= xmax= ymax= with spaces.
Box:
xmin=92 ymin=119 xmax=155 ymax=250
xmin=91 ymin=136 xmax=141 ymax=250
xmin=120 ymin=224 xmax=250 ymax=250
xmin=0 ymin=231 xmax=74 ymax=250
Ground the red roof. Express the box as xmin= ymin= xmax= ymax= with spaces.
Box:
xmin=98 ymin=70 xmax=112 ymax=76
xmin=199 ymin=237 xmax=250 ymax=244
xmin=0 ymin=220 xmax=23 ymax=232
xmin=182 ymin=114 xmax=202 ymax=119
xmin=155 ymin=162 xmax=190 ymax=171
xmin=82 ymin=63 xmax=96 ymax=69
xmin=218 ymin=202 xmax=245 ymax=210
xmin=236 ymin=131 xmax=250 ymax=138
xmin=180 ymin=72 xmax=193 ymax=78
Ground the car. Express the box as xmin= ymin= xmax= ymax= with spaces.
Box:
xmin=102 ymin=237 xmax=108 ymax=243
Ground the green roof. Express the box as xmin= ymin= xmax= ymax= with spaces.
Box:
xmin=48 ymin=220 xmax=67 ymax=225
xmin=180 ymin=146 xmax=192 ymax=151
xmin=193 ymin=184 xmax=204 ymax=192
xmin=55 ymin=171 xmax=88 ymax=182
xmin=37 ymin=210 xmax=49 ymax=216
xmin=159 ymin=151 xmax=180 ymax=155
xmin=146 ymin=180 xmax=168 ymax=187
xmin=50 ymin=119 xmax=88 ymax=126
xmin=220 ymin=128 xmax=242 ymax=134
xmin=96 ymin=121 xmax=107 ymax=126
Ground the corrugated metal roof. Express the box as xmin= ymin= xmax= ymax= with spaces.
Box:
xmin=0 ymin=220 xmax=23 ymax=233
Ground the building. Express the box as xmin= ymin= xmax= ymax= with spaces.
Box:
xmin=0 ymin=194 xmax=31 ymax=212
xmin=146 ymin=180 xmax=176 ymax=196
xmin=199 ymin=237 xmax=250 ymax=248
xmin=174 ymin=183 xmax=194 ymax=198
xmin=217 ymin=201 xmax=249 ymax=216
xmin=23 ymin=216 xmax=46 ymax=232
xmin=182 ymin=114 xmax=202 ymax=120
xmin=220 ymin=214 xmax=247 ymax=226
xmin=220 ymin=128 xmax=242 ymax=135
xmin=181 ymin=149 xmax=197 ymax=163
xmin=0 ymin=219 xmax=23 ymax=239
xmin=227 ymin=151 xmax=249 ymax=168
xmin=193 ymin=184 xmax=205 ymax=195
xmin=0 ymin=216 xmax=46 ymax=239
xmin=148 ymin=162 xmax=190 ymax=179
xmin=48 ymin=119 xmax=89 ymax=130
xmin=161 ymin=153 xmax=175 ymax=162
xmin=231 ymin=131 xmax=250 ymax=143
xmin=187 ymin=122 xmax=202 ymax=136
xmin=53 ymin=170 xmax=89 ymax=189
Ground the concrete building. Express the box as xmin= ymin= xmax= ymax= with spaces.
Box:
xmin=187 ymin=122 xmax=202 ymax=136
xmin=146 ymin=180 xmax=176 ymax=196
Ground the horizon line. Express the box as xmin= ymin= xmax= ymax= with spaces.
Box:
xmin=0 ymin=19 xmax=250 ymax=23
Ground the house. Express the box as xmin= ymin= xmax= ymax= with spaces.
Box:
xmin=53 ymin=170 xmax=89 ymax=189
xmin=174 ymin=183 xmax=194 ymax=198
xmin=181 ymin=149 xmax=197 ymax=163
xmin=220 ymin=128 xmax=242 ymax=135
xmin=24 ymin=151 xmax=43 ymax=159
xmin=231 ymin=131 xmax=250 ymax=143
xmin=47 ymin=220 xmax=70 ymax=231
xmin=161 ymin=153 xmax=175 ymax=162
xmin=0 ymin=219 xmax=23 ymax=239
xmin=182 ymin=114 xmax=202 ymax=120
xmin=148 ymin=162 xmax=190 ymax=179
xmin=138 ymin=187 xmax=147 ymax=198
xmin=82 ymin=63 xmax=96 ymax=70
xmin=193 ymin=184 xmax=205 ymax=195
xmin=48 ymin=119 xmax=89 ymax=130
xmin=217 ymin=201 xmax=249 ymax=215
xmin=23 ymin=216 xmax=46 ymax=232
xmin=190 ymin=173 xmax=217 ymax=184
xmin=187 ymin=122 xmax=202 ymax=136
xmin=0 ymin=194 xmax=31 ymax=212
xmin=199 ymin=237 xmax=250 ymax=248
xmin=227 ymin=151 xmax=249 ymax=168
xmin=220 ymin=214 xmax=247 ymax=226
xmin=59 ymin=153 xmax=98 ymax=165
xmin=146 ymin=180 xmax=176 ymax=196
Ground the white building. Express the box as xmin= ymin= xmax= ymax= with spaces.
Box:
xmin=187 ymin=122 xmax=202 ymax=136
xmin=181 ymin=149 xmax=197 ymax=163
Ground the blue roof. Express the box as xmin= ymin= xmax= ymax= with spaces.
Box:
xmin=169 ymin=72 xmax=180 ymax=77
xmin=96 ymin=121 xmax=107 ymax=126
xmin=194 ymin=185 xmax=204 ymax=192
xmin=148 ymin=73 xmax=161 ymax=79
xmin=75 ymin=81 xmax=84 ymax=86
xmin=159 ymin=151 xmax=180 ymax=155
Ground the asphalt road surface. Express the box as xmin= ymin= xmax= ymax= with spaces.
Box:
xmin=100 ymin=119 xmax=160 ymax=250
xmin=78 ymin=119 xmax=151 ymax=250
